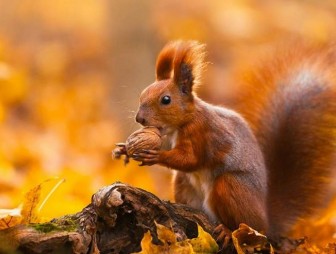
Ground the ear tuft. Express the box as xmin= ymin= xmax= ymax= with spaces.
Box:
xmin=173 ymin=41 xmax=207 ymax=94
xmin=155 ymin=40 xmax=207 ymax=91
xmin=156 ymin=41 xmax=179 ymax=80
xmin=179 ymin=62 xmax=193 ymax=94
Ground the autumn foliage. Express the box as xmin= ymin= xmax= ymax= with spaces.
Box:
xmin=0 ymin=0 xmax=336 ymax=253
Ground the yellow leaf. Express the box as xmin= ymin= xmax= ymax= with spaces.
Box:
xmin=0 ymin=207 xmax=22 ymax=230
xmin=134 ymin=222 xmax=218 ymax=254
xmin=138 ymin=231 xmax=161 ymax=254
xmin=0 ymin=177 xmax=65 ymax=229
xmin=232 ymin=223 xmax=268 ymax=254
xmin=137 ymin=223 xmax=190 ymax=254
xmin=189 ymin=224 xmax=218 ymax=253
xmin=21 ymin=181 xmax=42 ymax=224
xmin=155 ymin=222 xmax=178 ymax=245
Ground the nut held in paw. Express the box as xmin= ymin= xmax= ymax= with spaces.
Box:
xmin=126 ymin=127 xmax=162 ymax=156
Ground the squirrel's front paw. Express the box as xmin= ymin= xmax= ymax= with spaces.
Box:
xmin=132 ymin=149 xmax=160 ymax=166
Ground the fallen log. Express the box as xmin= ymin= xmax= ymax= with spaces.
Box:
xmin=0 ymin=182 xmax=217 ymax=254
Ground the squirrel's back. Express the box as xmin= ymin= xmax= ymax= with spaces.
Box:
xmin=231 ymin=43 xmax=336 ymax=237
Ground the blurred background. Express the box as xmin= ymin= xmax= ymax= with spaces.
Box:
xmin=0 ymin=0 xmax=336 ymax=245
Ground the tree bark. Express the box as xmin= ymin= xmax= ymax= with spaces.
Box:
xmin=0 ymin=182 xmax=217 ymax=254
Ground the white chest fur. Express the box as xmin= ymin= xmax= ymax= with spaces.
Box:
xmin=164 ymin=129 xmax=178 ymax=149
xmin=186 ymin=169 xmax=217 ymax=221
xmin=166 ymin=129 xmax=218 ymax=221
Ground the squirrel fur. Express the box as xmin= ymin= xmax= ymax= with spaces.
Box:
xmin=134 ymin=40 xmax=336 ymax=240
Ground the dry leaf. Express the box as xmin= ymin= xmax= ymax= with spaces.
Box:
xmin=0 ymin=207 xmax=22 ymax=229
xmin=20 ymin=181 xmax=42 ymax=224
xmin=232 ymin=223 xmax=269 ymax=254
xmin=134 ymin=222 xmax=218 ymax=254
xmin=189 ymin=224 xmax=219 ymax=253
xmin=0 ymin=177 xmax=65 ymax=229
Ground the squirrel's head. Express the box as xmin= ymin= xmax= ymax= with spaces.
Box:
xmin=135 ymin=40 xmax=207 ymax=134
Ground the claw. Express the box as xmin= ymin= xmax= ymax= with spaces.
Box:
xmin=128 ymin=149 xmax=160 ymax=166
xmin=136 ymin=153 xmax=156 ymax=159
xmin=123 ymin=156 xmax=130 ymax=166
xmin=214 ymin=224 xmax=232 ymax=250
xmin=132 ymin=156 xmax=141 ymax=161
xmin=140 ymin=149 xmax=159 ymax=155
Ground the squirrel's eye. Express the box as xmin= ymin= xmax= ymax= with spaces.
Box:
xmin=161 ymin=95 xmax=171 ymax=105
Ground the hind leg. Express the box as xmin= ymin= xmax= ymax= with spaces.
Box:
xmin=209 ymin=173 xmax=268 ymax=250
xmin=173 ymin=171 xmax=203 ymax=210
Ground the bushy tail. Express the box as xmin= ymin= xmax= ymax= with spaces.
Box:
xmin=232 ymin=43 xmax=336 ymax=238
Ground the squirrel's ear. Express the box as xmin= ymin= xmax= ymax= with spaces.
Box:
xmin=156 ymin=42 xmax=178 ymax=80
xmin=173 ymin=41 xmax=207 ymax=95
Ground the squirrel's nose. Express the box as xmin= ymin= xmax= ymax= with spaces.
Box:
xmin=135 ymin=112 xmax=146 ymax=125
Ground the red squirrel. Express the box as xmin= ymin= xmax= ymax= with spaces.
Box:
xmin=133 ymin=40 xmax=336 ymax=245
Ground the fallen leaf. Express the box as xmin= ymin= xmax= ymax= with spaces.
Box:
xmin=134 ymin=222 xmax=218 ymax=254
xmin=0 ymin=177 xmax=65 ymax=229
xmin=0 ymin=207 xmax=22 ymax=229
xmin=20 ymin=180 xmax=42 ymax=224
xmin=189 ymin=224 xmax=219 ymax=253
xmin=232 ymin=223 xmax=268 ymax=254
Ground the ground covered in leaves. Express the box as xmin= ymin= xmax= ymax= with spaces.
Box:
xmin=0 ymin=182 xmax=335 ymax=254
xmin=0 ymin=1 xmax=336 ymax=253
